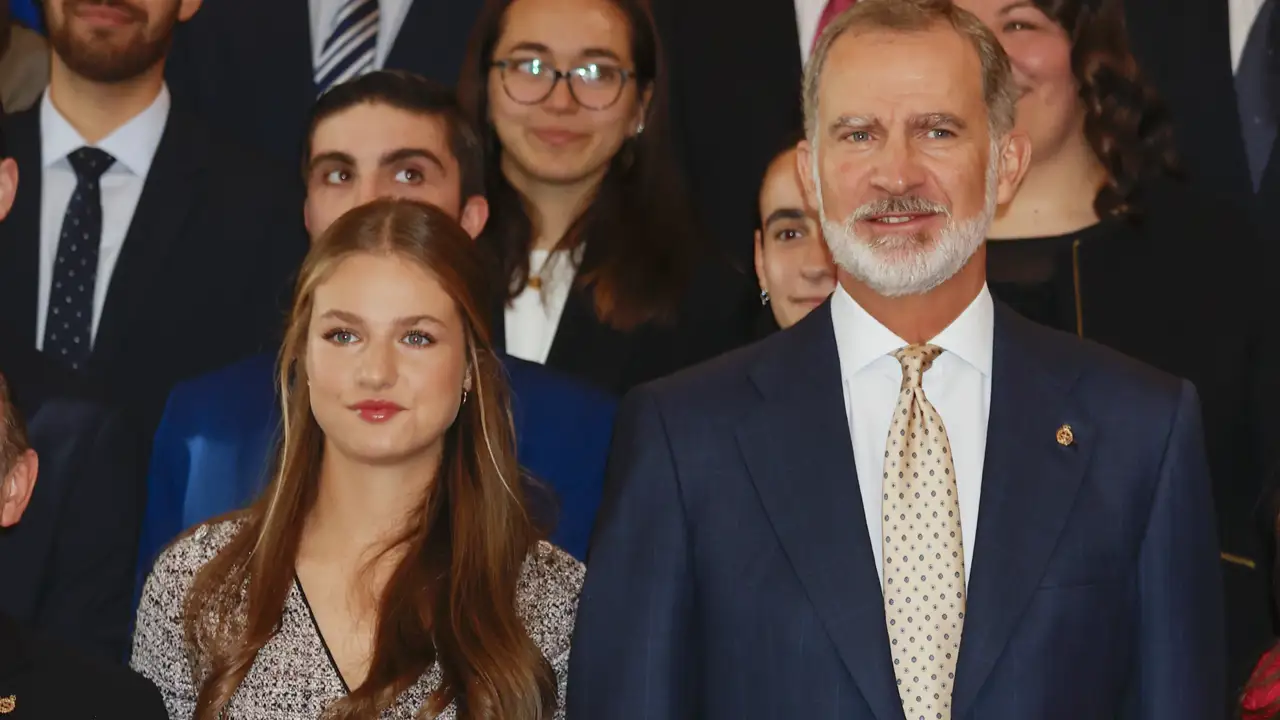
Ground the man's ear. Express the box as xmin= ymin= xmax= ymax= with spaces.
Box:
xmin=994 ymin=130 xmax=1033 ymax=207
xmin=0 ymin=449 xmax=38 ymax=528
xmin=0 ymin=158 xmax=19 ymax=223
xmin=459 ymin=195 xmax=490 ymax=239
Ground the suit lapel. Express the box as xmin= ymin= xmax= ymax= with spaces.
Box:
xmin=951 ymin=305 xmax=1095 ymax=716
xmin=545 ymin=285 xmax=630 ymax=393
xmin=0 ymin=107 xmax=44 ymax=348
xmin=90 ymin=111 xmax=203 ymax=373
xmin=735 ymin=304 xmax=906 ymax=720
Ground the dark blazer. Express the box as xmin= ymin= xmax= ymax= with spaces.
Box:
xmin=568 ymin=300 xmax=1224 ymax=720
xmin=0 ymin=393 xmax=143 ymax=662
xmin=986 ymin=181 xmax=1272 ymax=704
xmin=651 ymin=0 xmax=803 ymax=276
xmin=165 ymin=0 xmax=486 ymax=172
xmin=134 ymin=350 xmax=616 ymax=600
xmin=0 ymin=341 xmax=84 ymax=422
xmin=1124 ymin=0 xmax=1280 ymax=255
xmin=492 ymin=285 xmax=683 ymax=397
xmin=0 ymin=104 xmax=307 ymax=430
xmin=1124 ymin=0 xmax=1256 ymax=199
xmin=0 ymin=611 xmax=167 ymax=720
xmin=490 ymin=240 xmax=755 ymax=396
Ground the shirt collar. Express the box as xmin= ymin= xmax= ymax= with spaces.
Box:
xmin=831 ymin=281 xmax=995 ymax=379
xmin=40 ymin=84 xmax=171 ymax=177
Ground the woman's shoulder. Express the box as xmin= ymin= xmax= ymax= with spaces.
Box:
xmin=145 ymin=516 xmax=248 ymax=596
xmin=516 ymin=541 xmax=586 ymax=658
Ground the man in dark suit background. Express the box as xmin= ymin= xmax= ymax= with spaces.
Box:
xmin=164 ymin=0 xmax=486 ymax=175
xmin=568 ymin=1 xmax=1224 ymax=718
xmin=1123 ymin=0 xmax=1280 ymax=694
xmin=0 ymin=371 xmax=166 ymax=718
xmin=134 ymin=73 xmax=617 ymax=603
xmin=0 ymin=0 xmax=307 ymax=433
xmin=0 ymin=111 xmax=153 ymax=672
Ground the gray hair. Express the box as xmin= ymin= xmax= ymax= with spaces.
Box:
xmin=803 ymin=0 xmax=1018 ymax=142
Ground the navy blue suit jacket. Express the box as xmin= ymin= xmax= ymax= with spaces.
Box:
xmin=568 ymin=299 xmax=1224 ymax=720
xmin=135 ymin=351 xmax=614 ymax=597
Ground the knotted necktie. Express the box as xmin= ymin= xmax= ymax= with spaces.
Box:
xmin=315 ymin=0 xmax=380 ymax=94
xmin=44 ymin=146 xmax=114 ymax=372
xmin=882 ymin=344 xmax=965 ymax=720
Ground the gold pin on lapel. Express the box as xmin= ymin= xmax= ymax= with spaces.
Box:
xmin=0 ymin=695 xmax=16 ymax=714
xmin=1056 ymin=424 xmax=1075 ymax=447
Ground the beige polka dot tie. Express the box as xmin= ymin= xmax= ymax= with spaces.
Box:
xmin=882 ymin=344 xmax=965 ymax=720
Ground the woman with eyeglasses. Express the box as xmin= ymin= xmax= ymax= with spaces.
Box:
xmin=458 ymin=0 xmax=740 ymax=396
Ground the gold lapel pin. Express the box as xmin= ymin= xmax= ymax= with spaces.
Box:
xmin=1056 ymin=424 xmax=1075 ymax=447
xmin=0 ymin=695 xmax=16 ymax=714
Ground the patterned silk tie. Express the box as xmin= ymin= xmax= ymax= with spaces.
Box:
xmin=882 ymin=345 xmax=965 ymax=720
xmin=315 ymin=0 xmax=380 ymax=94
xmin=814 ymin=0 xmax=857 ymax=50
xmin=44 ymin=147 xmax=114 ymax=372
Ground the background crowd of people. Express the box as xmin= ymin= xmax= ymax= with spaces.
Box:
xmin=0 ymin=0 xmax=1277 ymax=717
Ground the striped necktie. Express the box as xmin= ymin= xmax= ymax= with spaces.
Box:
xmin=315 ymin=0 xmax=380 ymax=94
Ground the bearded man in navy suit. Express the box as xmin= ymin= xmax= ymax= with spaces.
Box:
xmin=567 ymin=1 xmax=1224 ymax=719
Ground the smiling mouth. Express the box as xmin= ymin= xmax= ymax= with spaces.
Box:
xmin=865 ymin=213 xmax=941 ymax=227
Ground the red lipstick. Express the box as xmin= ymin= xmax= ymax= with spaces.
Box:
xmin=349 ymin=400 xmax=405 ymax=423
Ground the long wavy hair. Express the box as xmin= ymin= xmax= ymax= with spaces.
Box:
xmin=1032 ymin=0 xmax=1180 ymax=219
xmin=181 ymin=199 xmax=556 ymax=719
xmin=456 ymin=0 xmax=697 ymax=330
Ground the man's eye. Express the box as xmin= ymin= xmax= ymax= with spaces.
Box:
xmin=324 ymin=169 xmax=350 ymax=184
xmin=395 ymin=168 xmax=423 ymax=184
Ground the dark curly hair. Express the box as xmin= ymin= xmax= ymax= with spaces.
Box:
xmin=1033 ymin=0 xmax=1179 ymax=219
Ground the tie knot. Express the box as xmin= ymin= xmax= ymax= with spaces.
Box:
xmin=67 ymin=147 xmax=115 ymax=182
xmin=893 ymin=344 xmax=943 ymax=388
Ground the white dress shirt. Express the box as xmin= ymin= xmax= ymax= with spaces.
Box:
xmin=794 ymin=0 xmax=830 ymax=63
xmin=1230 ymin=0 xmax=1269 ymax=73
xmin=37 ymin=86 xmax=170 ymax=349
xmin=310 ymin=0 xmax=413 ymax=70
xmin=831 ymin=283 xmax=993 ymax=588
xmin=504 ymin=248 xmax=579 ymax=365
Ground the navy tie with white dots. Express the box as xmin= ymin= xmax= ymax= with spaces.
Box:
xmin=44 ymin=146 xmax=114 ymax=372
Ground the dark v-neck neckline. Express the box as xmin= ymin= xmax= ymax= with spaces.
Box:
xmin=293 ymin=573 xmax=354 ymax=695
